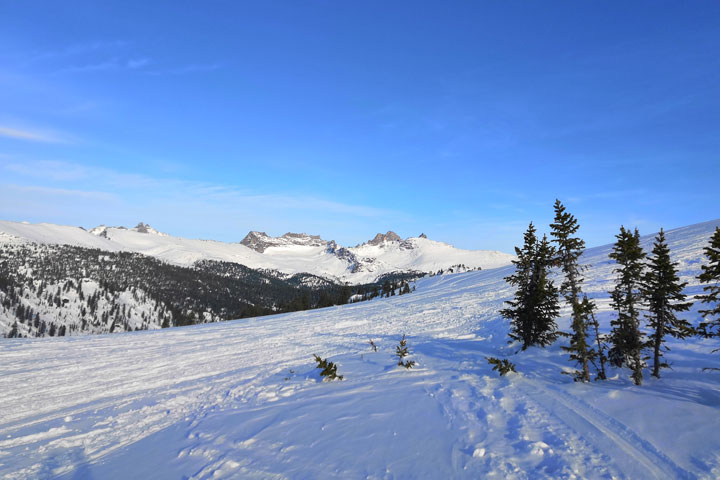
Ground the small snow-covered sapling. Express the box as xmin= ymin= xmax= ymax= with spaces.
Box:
xmin=313 ymin=354 xmax=344 ymax=381
xmin=396 ymin=334 xmax=416 ymax=369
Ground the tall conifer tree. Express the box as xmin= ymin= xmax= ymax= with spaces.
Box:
xmin=550 ymin=200 xmax=594 ymax=382
xmin=642 ymin=229 xmax=693 ymax=378
xmin=501 ymin=223 xmax=560 ymax=349
xmin=532 ymin=234 xmax=562 ymax=347
xmin=698 ymin=227 xmax=720 ymax=339
xmin=608 ymin=226 xmax=646 ymax=385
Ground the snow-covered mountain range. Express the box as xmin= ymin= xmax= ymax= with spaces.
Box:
xmin=0 ymin=220 xmax=514 ymax=283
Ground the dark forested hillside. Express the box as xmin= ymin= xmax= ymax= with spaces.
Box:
xmin=0 ymin=243 xmax=420 ymax=338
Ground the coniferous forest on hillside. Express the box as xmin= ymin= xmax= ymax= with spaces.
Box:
xmin=0 ymin=243 xmax=421 ymax=338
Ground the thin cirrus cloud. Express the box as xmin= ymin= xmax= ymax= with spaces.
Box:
xmin=54 ymin=57 xmax=152 ymax=74
xmin=144 ymin=63 xmax=222 ymax=76
xmin=1 ymin=183 xmax=116 ymax=201
xmin=24 ymin=40 xmax=130 ymax=64
xmin=1 ymin=159 xmax=397 ymax=238
xmin=0 ymin=125 xmax=71 ymax=144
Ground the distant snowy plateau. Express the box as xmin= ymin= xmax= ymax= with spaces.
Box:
xmin=0 ymin=220 xmax=514 ymax=284
xmin=1 ymin=219 xmax=720 ymax=479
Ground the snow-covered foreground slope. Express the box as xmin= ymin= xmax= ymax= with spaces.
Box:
xmin=1 ymin=220 xmax=719 ymax=479
xmin=0 ymin=220 xmax=513 ymax=283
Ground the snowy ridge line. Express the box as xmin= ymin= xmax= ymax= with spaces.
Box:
xmin=0 ymin=219 xmax=514 ymax=284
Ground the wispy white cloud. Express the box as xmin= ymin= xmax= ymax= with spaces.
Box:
xmin=3 ymin=159 xmax=390 ymax=217
xmin=0 ymin=158 xmax=398 ymax=242
xmin=55 ymin=57 xmax=152 ymax=74
xmin=127 ymin=58 xmax=151 ymax=69
xmin=171 ymin=63 xmax=221 ymax=74
xmin=5 ymin=160 xmax=90 ymax=180
xmin=1 ymin=183 xmax=116 ymax=200
xmin=0 ymin=126 xmax=71 ymax=144
xmin=566 ymin=189 xmax=648 ymax=203
xmin=23 ymin=40 xmax=130 ymax=65
xmin=145 ymin=63 xmax=222 ymax=76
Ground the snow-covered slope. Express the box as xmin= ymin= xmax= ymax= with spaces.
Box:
xmin=1 ymin=219 xmax=719 ymax=479
xmin=0 ymin=220 xmax=514 ymax=283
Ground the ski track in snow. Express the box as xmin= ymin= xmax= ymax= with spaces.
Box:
xmin=1 ymin=220 xmax=720 ymax=479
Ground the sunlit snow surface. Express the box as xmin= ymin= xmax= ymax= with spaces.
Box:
xmin=1 ymin=220 xmax=719 ymax=479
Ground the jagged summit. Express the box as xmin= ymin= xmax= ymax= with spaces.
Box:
xmin=89 ymin=222 xmax=167 ymax=238
xmin=367 ymin=231 xmax=403 ymax=246
xmin=240 ymin=231 xmax=328 ymax=253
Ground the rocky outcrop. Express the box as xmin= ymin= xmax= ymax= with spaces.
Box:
xmin=90 ymin=222 xmax=167 ymax=238
xmin=367 ymin=231 xmax=402 ymax=246
xmin=240 ymin=231 xmax=328 ymax=253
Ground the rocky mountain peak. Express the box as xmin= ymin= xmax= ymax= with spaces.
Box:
xmin=281 ymin=232 xmax=323 ymax=241
xmin=240 ymin=231 xmax=328 ymax=253
xmin=240 ymin=231 xmax=270 ymax=252
xmin=89 ymin=222 xmax=167 ymax=238
xmin=130 ymin=222 xmax=167 ymax=236
xmin=89 ymin=225 xmax=109 ymax=238
xmin=367 ymin=231 xmax=402 ymax=246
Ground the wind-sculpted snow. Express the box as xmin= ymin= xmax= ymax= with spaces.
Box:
xmin=1 ymin=220 xmax=719 ymax=479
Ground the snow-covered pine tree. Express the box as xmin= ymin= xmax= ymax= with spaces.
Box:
xmin=698 ymin=227 xmax=720 ymax=339
xmin=642 ymin=228 xmax=693 ymax=378
xmin=501 ymin=222 xmax=538 ymax=349
xmin=550 ymin=200 xmax=594 ymax=382
xmin=532 ymin=235 xmax=561 ymax=346
xmin=501 ymin=223 xmax=560 ymax=349
xmin=608 ymin=226 xmax=646 ymax=386
xmin=395 ymin=334 xmax=416 ymax=369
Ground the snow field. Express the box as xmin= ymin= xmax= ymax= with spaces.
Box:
xmin=0 ymin=219 xmax=719 ymax=478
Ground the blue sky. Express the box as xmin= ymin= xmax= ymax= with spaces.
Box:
xmin=1 ymin=1 xmax=718 ymax=252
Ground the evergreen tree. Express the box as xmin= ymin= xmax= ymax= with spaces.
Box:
xmin=532 ymin=235 xmax=562 ymax=345
xmin=7 ymin=321 xmax=18 ymax=338
xmin=550 ymin=200 xmax=594 ymax=382
xmin=698 ymin=227 xmax=720 ymax=338
xmin=313 ymin=355 xmax=343 ymax=381
xmin=608 ymin=226 xmax=646 ymax=385
xmin=485 ymin=356 xmax=516 ymax=376
xmin=501 ymin=223 xmax=560 ymax=349
xmin=501 ymin=223 xmax=537 ymax=348
xmin=642 ymin=229 xmax=693 ymax=378
xmin=587 ymin=297 xmax=607 ymax=380
xmin=396 ymin=334 xmax=416 ymax=369
xmin=396 ymin=334 xmax=409 ymax=362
